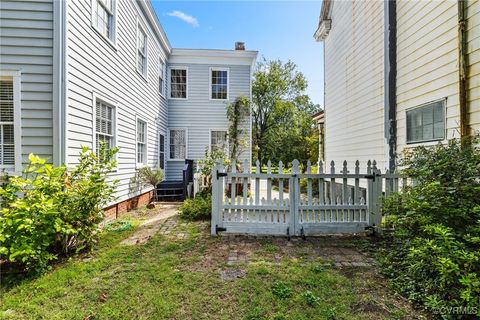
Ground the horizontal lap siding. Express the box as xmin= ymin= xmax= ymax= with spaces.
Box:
xmin=467 ymin=0 xmax=480 ymax=132
xmin=167 ymin=63 xmax=252 ymax=180
xmin=66 ymin=0 xmax=168 ymax=202
xmin=396 ymin=0 xmax=460 ymax=153
xmin=324 ymin=0 xmax=386 ymax=171
xmin=0 ymin=0 xmax=54 ymax=163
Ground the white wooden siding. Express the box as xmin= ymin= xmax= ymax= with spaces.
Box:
xmin=167 ymin=62 xmax=252 ymax=181
xmin=66 ymin=0 xmax=168 ymax=202
xmin=396 ymin=0 xmax=460 ymax=152
xmin=323 ymin=0 xmax=386 ymax=170
xmin=467 ymin=0 xmax=480 ymax=132
xmin=0 ymin=0 xmax=54 ymax=164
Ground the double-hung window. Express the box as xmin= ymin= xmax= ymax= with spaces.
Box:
xmin=0 ymin=80 xmax=15 ymax=170
xmin=95 ymin=100 xmax=115 ymax=156
xmin=137 ymin=25 xmax=147 ymax=76
xmin=159 ymin=133 xmax=165 ymax=169
xmin=137 ymin=119 xmax=147 ymax=165
xmin=169 ymin=129 xmax=186 ymax=160
xmin=406 ymin=100 xmax=445 ymax=144
xmin=210 ymin=130 xmax=228 ymax=153
xmin=159 ymin=60 xmax=165 ymax=96
xmin=170 ymin=68 xmax=187 ymax=99
xmin=92 ymin=0 xmax=115 ymax=41
xmin=211 ymin=68 xmax=228 ymax=100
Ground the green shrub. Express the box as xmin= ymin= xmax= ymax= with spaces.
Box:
xmin=0 ymin=145 xmax=118 ymax=273
xmin=379 ymin=136 xmax=480 ymax=317
xmin=138 ymin=166 xmax=164 ymax=188
xmin=178 ymin=193 xmax=212 ymax=221
xmin=271 ymin=281 xmax=293 ymax=299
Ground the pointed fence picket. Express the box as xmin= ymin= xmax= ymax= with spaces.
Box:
xmin=211 ymin=159 xmax=401 ymax=236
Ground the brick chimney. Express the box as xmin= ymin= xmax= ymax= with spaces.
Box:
xmin=235 ymin=42 xmax=245 ymax=50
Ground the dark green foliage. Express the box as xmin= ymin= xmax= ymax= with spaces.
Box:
xmin=271 ymin=281 xmax=293 ymax=299
xmin=379 ymin=136 xmax=480 ymax=317
xmin=0 ymin=145 xmax=118 ymax=273
xmin=178 ymin=193 xmax=212 ymax=221
xmin=301 ymin=290 xmax=321 ymax=306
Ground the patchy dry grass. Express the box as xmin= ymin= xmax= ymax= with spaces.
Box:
xmin=1 ymin=207 xmax=425 ymax=320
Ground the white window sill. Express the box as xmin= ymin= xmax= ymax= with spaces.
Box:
xmin=91 ymin=25 xmax=117 ymax=51
xmin=168 ymin=158 xmax=186 ymax=162
xmin=168 ymin=97 xmax=188 ymax=101
xmin=136 ymin=68 xmax=148 ymax=82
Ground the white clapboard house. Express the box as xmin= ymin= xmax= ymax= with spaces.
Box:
xmin=314 ymin=0 xmax=479 ymax=172
xmin=0 ymin=0 xmax=257 ymax=215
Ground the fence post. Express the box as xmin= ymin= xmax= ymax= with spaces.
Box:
xmin=371 ymin=163 xmax=383 ymax=229
xmin=291 ymin=159 xmax=300 ymax=236
xmin=211 ymin=161 xmax=224 ymax=236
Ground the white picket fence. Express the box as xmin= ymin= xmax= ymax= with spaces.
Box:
xmin=211 ymin=159 xmax=401 ymax=236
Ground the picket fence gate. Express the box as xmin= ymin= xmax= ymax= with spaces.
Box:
xmin=211 ymin=159 xmax=402 ymax=236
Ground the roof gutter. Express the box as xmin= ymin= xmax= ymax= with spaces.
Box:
xmin=384 ymin=0 xmax=397 ymax=171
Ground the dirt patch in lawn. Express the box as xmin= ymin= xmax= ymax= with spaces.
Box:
xmin=120 ymin=203 xmax=180 ymax=245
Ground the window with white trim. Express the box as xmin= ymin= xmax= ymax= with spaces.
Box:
xmin=137 ymin=25 xmax=147 ymax=76
xmin=211 ymin=69 xmax=228 ymax=100
xmin=159 ymin=60 xmax=165 ymax=96
xmin=170 ymin=68 xmax=187 ymax=99
xmin=159 ymin=133 xmax=165 ymax=169
xmin=0 ymin=80 xmax=15 ymax=169
xmin=169 ymin=129 xmax=186 ymax=159
xmin=137 ymin=119 xmax=146 ymax=164
xmin=92 ymin=0 xmax=115 ymax=41
xmin=406 ymin=100 xmax=445 ymax=144
xmin=210 ymin=130 xmax=228 ymax=153
xmin=95 ymin=100 xmax=115 ymax=156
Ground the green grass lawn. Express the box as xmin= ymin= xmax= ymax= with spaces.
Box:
xmin=1 ymin=209 xmax=422 ymax=320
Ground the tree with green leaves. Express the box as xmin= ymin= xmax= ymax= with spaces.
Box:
xmin=252 ymin=59 xmax=320 ymax=168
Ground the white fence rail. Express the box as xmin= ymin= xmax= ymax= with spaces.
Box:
xmin=211 ymin=159 xmax=400 ymax=236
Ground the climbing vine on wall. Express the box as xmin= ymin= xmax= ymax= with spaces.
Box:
xmin=226 ymin=96 xmax=251 ymax=165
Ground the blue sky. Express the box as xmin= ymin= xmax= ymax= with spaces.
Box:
xmin=151 ymin=1 xmax=325 ymax=106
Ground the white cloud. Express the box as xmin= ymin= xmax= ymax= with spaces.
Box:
xmin=167 ymin=10 xmax=199 ymax=28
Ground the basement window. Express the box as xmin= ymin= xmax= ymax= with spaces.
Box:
xmin=406 ymin=100 xmax=445 ymax=144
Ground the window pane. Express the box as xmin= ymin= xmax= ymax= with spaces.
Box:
xmin=211 ymin=70 xmax=228 ymax=99
xmin=170 ymin=130 xmax=186 ymax=159
xmin=170 ymin=69 xmax=187 ymax=98
xmin=406 ymin=100 xmax=445 ymax=143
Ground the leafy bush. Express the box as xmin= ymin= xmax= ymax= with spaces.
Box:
xmin=271 ymin=281 xmax=293 ymax=299
xmin=138 ymin=166 xmax=164 ymax=188
xmin=301 ymin=290 xmax=321 ymax=306
xmin=178 ymin=193 xmax=212 ymax=221
xmin=379 ymin=136 xmax=480 ymax=317
xmin=0 ymin=145 xmax=118 ymax=273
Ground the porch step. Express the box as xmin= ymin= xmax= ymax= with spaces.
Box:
xmin=156 ymin=180 xmax=184 ymax=201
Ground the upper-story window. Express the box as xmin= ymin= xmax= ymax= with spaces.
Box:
xmin=170 ymin=68 xmax=187 ymax=99
xmin=159 ymin=60 xmax=165 ymax=96
xmin=95 ymin=99 xmax=115 ymax=156
xmin=92 ymin=0 xmax=115 ymax=42
xmin=210 ymin=68 xmax=229 ymax=100
xmin=0 ymin=80 xmax=15 ymax=170
xmin=137 ymin=25 xmax=147 ymax=77
xmin=406 ymin=100 xmax=445 ymax=144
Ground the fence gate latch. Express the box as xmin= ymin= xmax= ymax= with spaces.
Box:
xmin=216 ymin=224 xmax=227 ymax=234
xmin=216 ymin=171 xmax=227 ymax=179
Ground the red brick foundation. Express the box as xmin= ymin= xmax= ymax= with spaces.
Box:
xmin=103 ymin=190 xmax=154 ymax=221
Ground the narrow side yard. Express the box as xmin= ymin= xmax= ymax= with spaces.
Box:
xmin=1 ymin=206 xmax=425 ymax=320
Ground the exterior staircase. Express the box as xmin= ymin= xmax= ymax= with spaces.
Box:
xmin=155 ymin=159 xmax=194 ymax=201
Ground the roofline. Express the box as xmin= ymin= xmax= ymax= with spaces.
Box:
xmin=138 ymin=0 xmax=172 ymax=53
xmin=314 ymin=0 xmax=333 ymax=41
xmin=171 ymin=48 xmax=258 ymax=58
xmin=169 ymin=48 xmax=258 ymax=66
